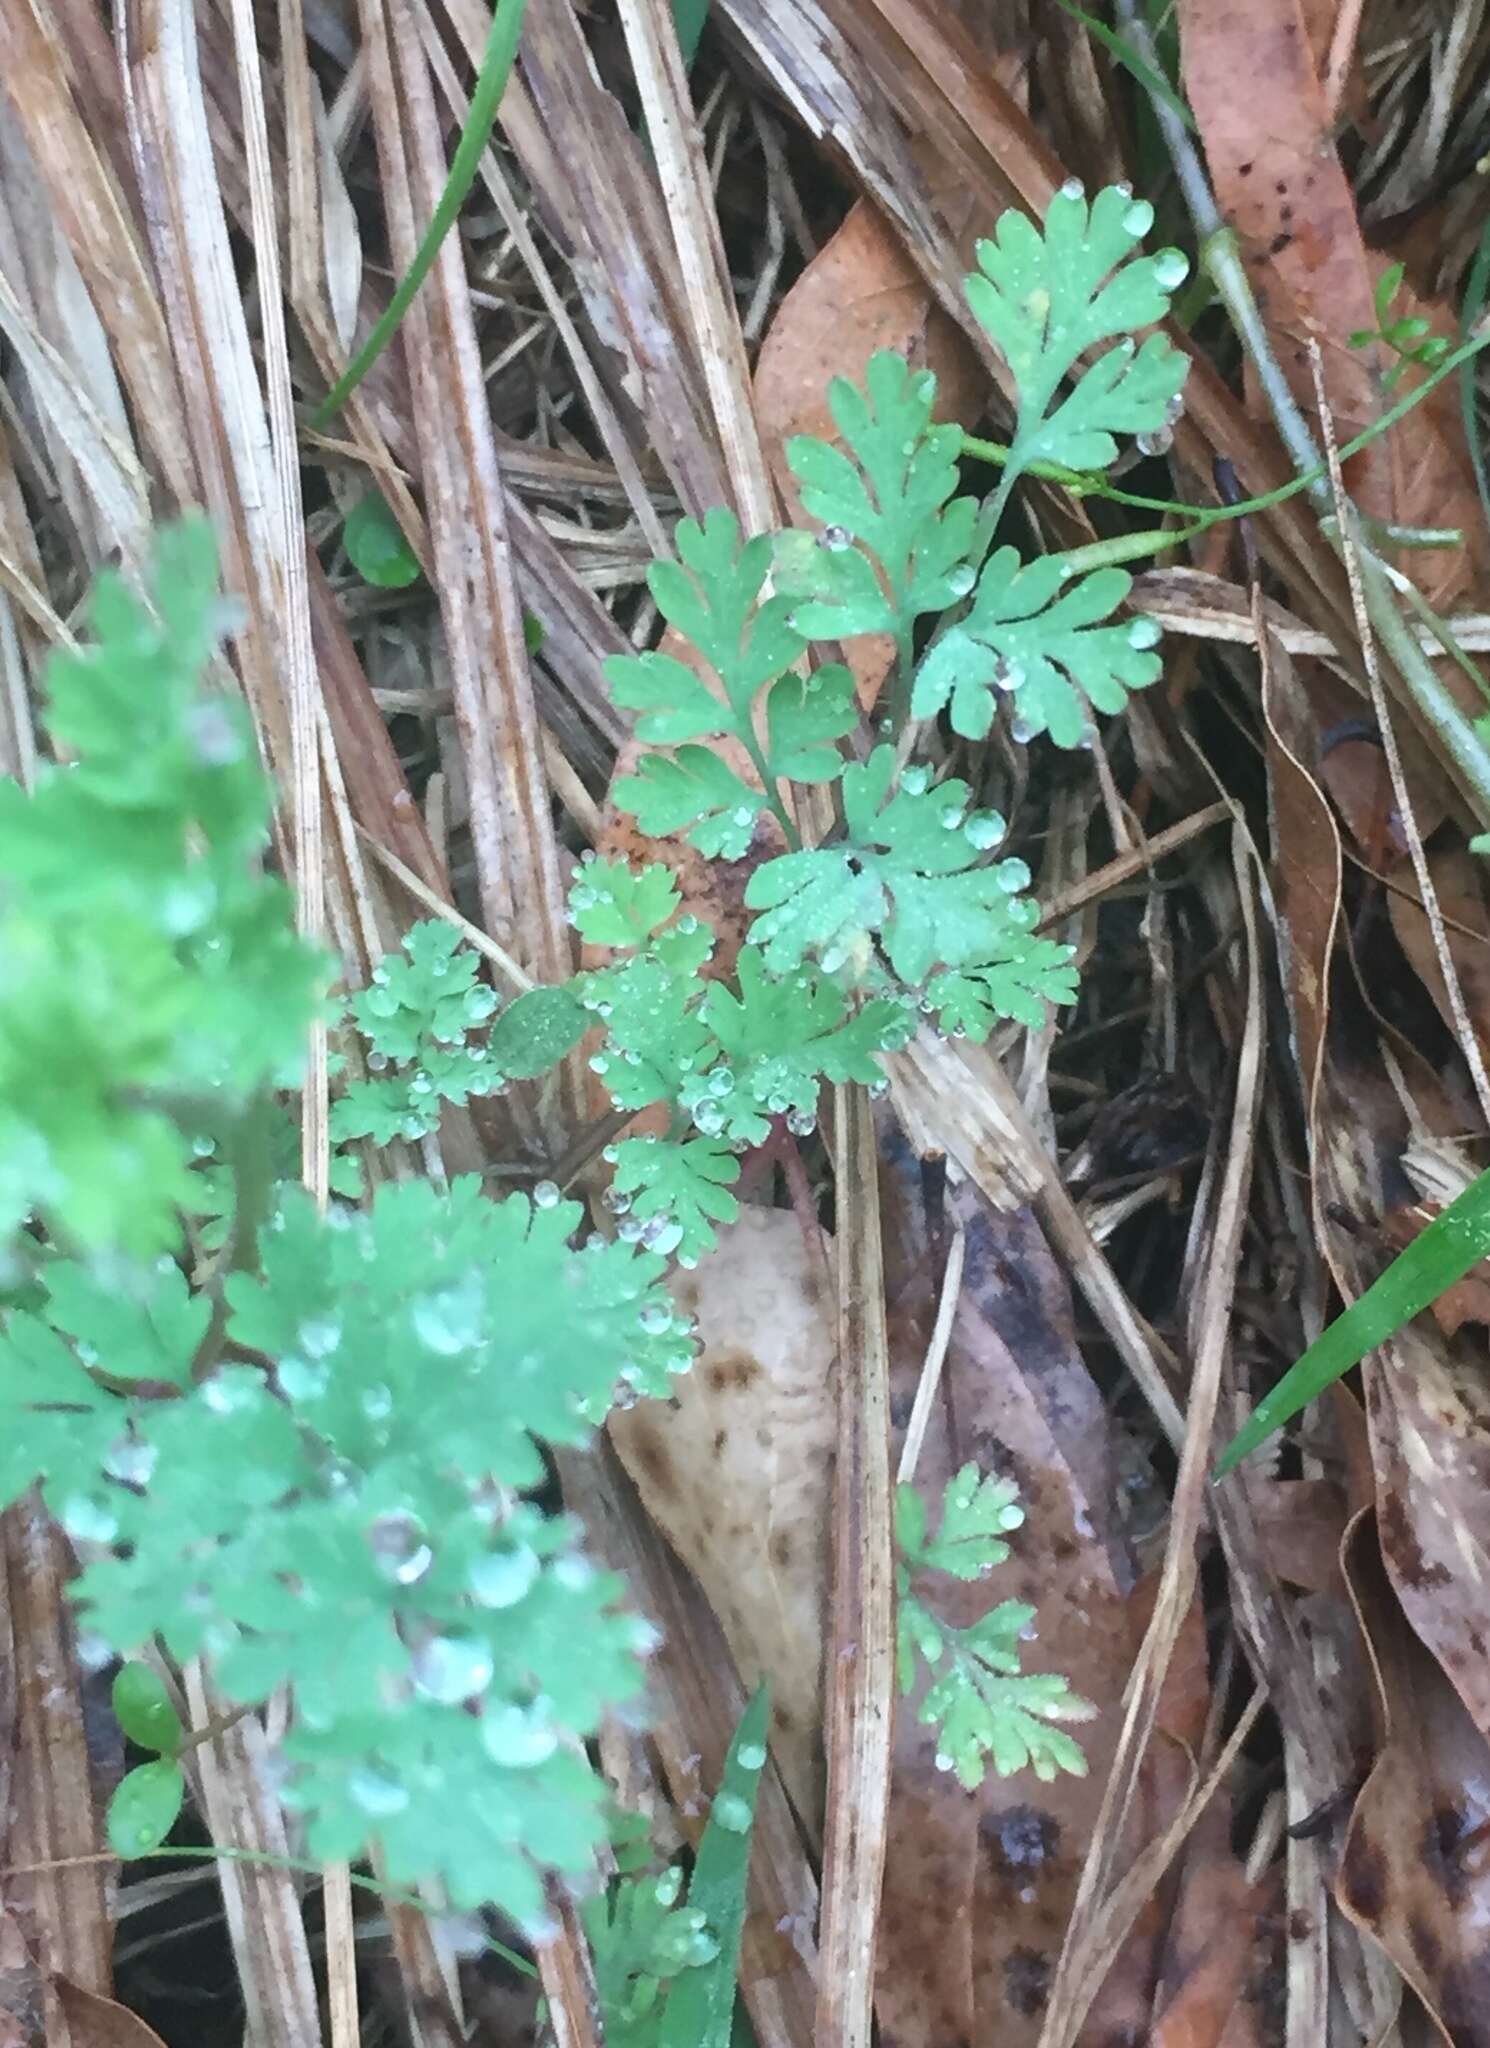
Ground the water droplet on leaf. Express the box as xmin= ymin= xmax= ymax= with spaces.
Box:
xmin=413 ymin=1634 xmax=494 ymax=1704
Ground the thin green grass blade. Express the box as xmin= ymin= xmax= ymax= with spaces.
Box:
xmin=1215 ymin=1163 xmax=1490 ymax=1474
xmin=310 ymin=0 xmax=528 ymax=428
xmin=1460 ymin=207 xmax=1490 ymax=550
xmin=657 ymin=1685 xmax=769 ymax=2048
xmin=672 ymin=0 xmax=710 ymax=69
xmin=1050 ymin=0 xmax=1197 ymax=134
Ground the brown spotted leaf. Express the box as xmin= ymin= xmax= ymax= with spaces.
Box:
xmin=873 ymin=1135 xmax=1232 ymax=2047
xmin=1338 ymin=1514 xmax=1490 ymax=2042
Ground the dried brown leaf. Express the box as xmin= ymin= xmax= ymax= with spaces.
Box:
xmin=609 ymin=1206 xmax=835 ymax=1828
xmin=1338 ymin=1515 xmax=1490 ymax=2042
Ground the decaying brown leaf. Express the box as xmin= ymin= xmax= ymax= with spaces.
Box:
xmin=609 ymin=1206 xmax=835 ymax=1831
xmin=1338 ymin=1516 xmax=1490 ymax=2043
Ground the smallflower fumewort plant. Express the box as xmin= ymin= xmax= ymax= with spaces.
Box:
xmin=0 ymin=181 xmax=1182 ymax=1925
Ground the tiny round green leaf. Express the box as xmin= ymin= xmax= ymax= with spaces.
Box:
xmin=344 ymin=493 xmax=421 ymax=589
xmin=112 ymin=1661 xmax=185 ymax=1755
xmin=488 ymin=986 xmax=588 ymax=1079
xmin=107 ymin=1759 xmax=185 ymax=1858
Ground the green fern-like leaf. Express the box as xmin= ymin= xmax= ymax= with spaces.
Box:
xmin=685 ymin=946 xmax=910 ymax=1147
xmin=608 ymin=1136 xmax=741 ymax=1263
xmin=925 ymin=941 xmax=1080 ymax=1037
xmin=335 ymin=925 xmax=585 ymax=1143
xmin=896 ymin=1467 xmax=1095 ymax=1791
xmin=0 ymin=521 xmax=325 ymax=1252
xmin=912 ymin=552 xmax=1163 ymax=747
xmin=778 ymin=350 xmax=977 ymax=644
xmin=0 ymin=1178 xmax=692 ymax=1920
xmin=569 ymin=860 xmax=682 ymax=951
xmin=744 ymin=747 xmax=1041 ymax=990
xmin=907 ymin=1596 xmax=1096 ymax=1788
xmin=612 ymin=748 xmax=769 ymax=861
xmin=965 ymin=182 xmax=1189 ymax=486
xmin=897 ymin=1464 xmax=1027 ymax=1579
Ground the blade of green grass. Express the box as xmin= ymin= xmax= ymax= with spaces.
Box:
xmin=1051 ymin=0 xmax=1198 ymax=134
xmin=1214 ymin=1164 xmax=1490 ymax=1474
xmin=672 ymin=0 xmax=711 ymax=69
xmin=657 ymin=1684 xmax=769 ymax=2048
xmin=1460 ymin=206 xmax=1490 ymax=551
xmin=310 ymin=0 xmax=528 ymax=428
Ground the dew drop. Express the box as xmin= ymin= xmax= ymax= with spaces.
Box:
xmin=482 ymin=1702 xmax=558 ymax=1768
xmin=1152 ymin=248 xmax=1189 ymax=292
xmin=1121 ymin=198 xmax=1154 ymax=239
xmin=349 ymin=1768 xmax=409 ymax=1817
xmin=62 ymin=1495 xmax=118 ymax=1544
xmin=820 ymin=524 xmax=852 ymax=551
xmin=964 ymin=812 xmax=1007 ymax=851
xmin=297 ymin=1316 xmax=343 ymax=1359
xmin=946 ymin=563 xmax=975 ymax=597
xmin=1127 ymin=616 xmax=1162 ymax=650
xmin=104 ymin=1434 xmax=157 ymax=1487
xmin=532 ymin=1180 xmax=562 ymax=1210
xmin=1059 ymin=177 xmax=1084 ymax=201
xmin=411 ymin=1278 xmax=483 ymax=1356
xmin=737 ymin=1743 xmax=767 ymax=1771
xmin=712 ymin=1792 xmax=752 ymax=1833
xmin=900 ymin=764 xmax=930 ymax=796
xmin=413 ymin=1634 xmax=494 ymax=1704
xmin=468 ymin=1545 xmax=540 ymax=1609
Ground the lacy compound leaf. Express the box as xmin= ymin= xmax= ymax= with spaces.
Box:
xmin=568 ymin=860 xmax=681 ymax=951
xmin=926 ymin=939 xmax=1080 ymax=1037
xmin=908 ymin=1597 xmax=1096 ymax=1789
xmin=610 ymin=1135 xmax=741 ymax=1263
xmin=913 ymin=551 xmax=1164 ymax=747
xmin=606 ymin=508 xmax=820 ymax=848
xmin=690 ymin=946 xmax=910 ymax=1145
xmin=745 ymin=747 xmax=1034 ymax=985
xmin=0 ymin=522 xmax=325 ymax=1252
xmin=781 ymin=351 xmax=977 ymax=644
xmin=965 ymin=183 xmax=1189 ymax=482
xmin=0 ymin=1178 xmax=688 ymax=1919
xmin=612 ymin=747 xmax=768 ymax=861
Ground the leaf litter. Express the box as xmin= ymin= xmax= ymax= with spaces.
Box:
xmin=6 ymin=0 xmax=1490 ymax=2040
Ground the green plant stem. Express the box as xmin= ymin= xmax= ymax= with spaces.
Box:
xmin=190 ymin=1097 xmax=274 ymax=1379
xmin=309 ymin=0 xmax=528 ymax=428
xmin=119 ymin=1844 xmax=538 ymax=1977
xmin=1117 ymin=0 xmax=1490 ymax=826
xmin=959 ymin=323 xmax=1490 ymax=532
xmin=739 ymin=727 xmax=801 ymax=851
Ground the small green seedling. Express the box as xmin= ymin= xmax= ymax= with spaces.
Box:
xmin=896 ymin=1467 xmax=1095 ymax=1788
xmin=109 ymin=1662 xmax=186 ymax=1856
xmin=1349 ymin=263 xmax=1452 ymax=391
xmin=343 ymin=492 xmax=421 ymax=589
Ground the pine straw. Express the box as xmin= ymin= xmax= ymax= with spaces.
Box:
xmin=1 ymin=0 xmax=1488 ymax=2042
